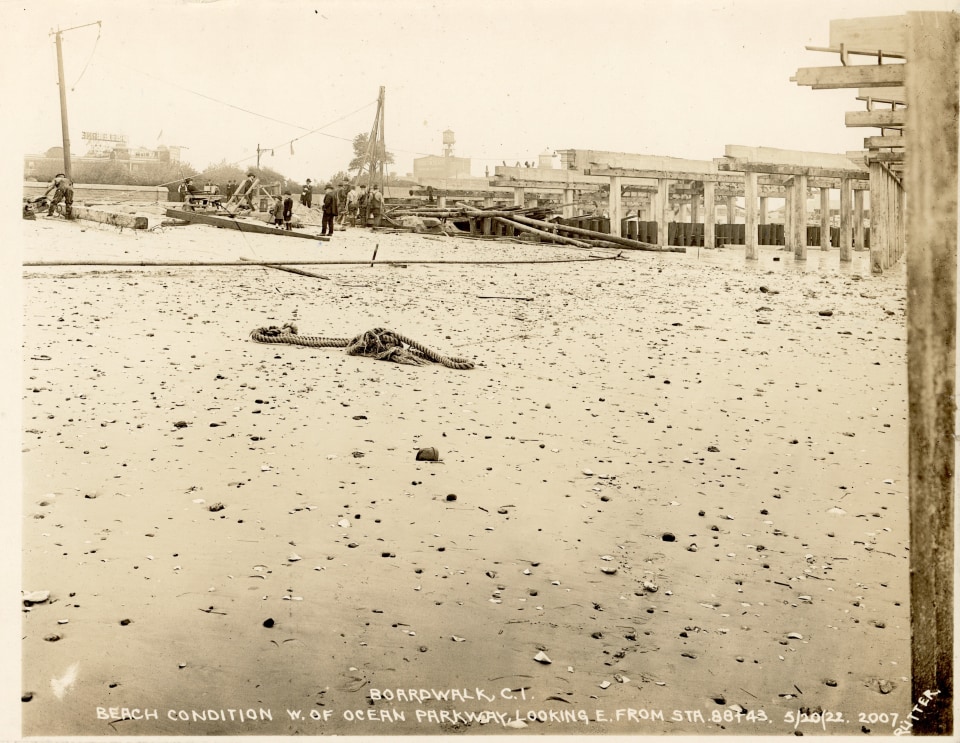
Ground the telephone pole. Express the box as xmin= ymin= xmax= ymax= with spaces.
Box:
xmin=50 ymin=21 xmax=100 ymax=180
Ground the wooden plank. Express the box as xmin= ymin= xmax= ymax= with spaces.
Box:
xmin=164 ymin=208 xmax=330 ymax=241
xmin=845 ymin=109 xmax=907 ymax=127
xmin=829 ymin=15 xmax=907 ymax=54
xmin=72 ymin=206 xmax=148 ymax=229
xmin=906 ymin=11 xmax=957 ymax=736
xmin=795 ymin=63 xmax=905 ymax=89
xmin=864 ymin=134 xmax=907 ymax=149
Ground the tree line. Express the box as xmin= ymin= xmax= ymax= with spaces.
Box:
xmin=27 ymin=133 xmax=403 ymax=196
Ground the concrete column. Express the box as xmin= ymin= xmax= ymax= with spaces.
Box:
xmin=608 ymin=176 xmax=622 ymax=237
xmin=869 ymin=162 xmax=886 ymax=274
xmin=513 ymin=187 xmax=525 ymax=208
xmin=906 ymin=15 xmax=958 ymax=733
xmin=897 ymin=178 xmax=905 ymax=261
xmin=744 ymin=171 xmax=758 ymax=260
xmin=854 ymin=189 xmax=865 ymax=251
xmin=657 ymin=179 xmax=670 ymax=247
xmin=438 ymin=196 xmax=447 ymax=209
xmin=759 ymin=196 xmax=768 ymax=225
xmin=725 ymin=196 xmax=736 ymax=224
xmin=820 ymin=186 xmax=831 ymax=250
xmin=784 ymin=184 xmax=793 ymax=251
xmin=840 ymin=178 xmax=853 ymax=261
xmin=793 ymin=174 xmax=808 ymax=260
xmin=483 ymin=196 xmax=494 ymax=208
xmin=703 ymin=180 xmax=716 ymax=249
xmin=563 ymin=188 xmax=576 ymax=219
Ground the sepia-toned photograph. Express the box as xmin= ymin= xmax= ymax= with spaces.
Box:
xmin=7 ymin=0 xmax=956 ymax=739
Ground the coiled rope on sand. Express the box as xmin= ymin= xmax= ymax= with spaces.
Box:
xmin=249 ymin=324 xmax=475 ymax=370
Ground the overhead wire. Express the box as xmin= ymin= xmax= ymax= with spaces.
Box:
xmin=68 ymin=21 xmax=102 ymax=91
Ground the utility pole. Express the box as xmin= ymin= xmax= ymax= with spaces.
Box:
xmin=49 ymin=21 xmax=100 ymax=180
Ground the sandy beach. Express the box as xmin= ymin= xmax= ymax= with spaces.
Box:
xmin=20 ymin=206 xmax=909 ymax=737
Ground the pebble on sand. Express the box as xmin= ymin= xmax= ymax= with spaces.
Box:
xmin=23 ymin=591 xmax=50 ymax=606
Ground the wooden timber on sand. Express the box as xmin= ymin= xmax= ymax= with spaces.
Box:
xmin=71 ymin=206 xmax=149 ymax=230
xmin=164 ymin=208 xmax=330 ymax=241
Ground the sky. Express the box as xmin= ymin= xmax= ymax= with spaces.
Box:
xmin=4 ymin=0 xmax=958 ymax=185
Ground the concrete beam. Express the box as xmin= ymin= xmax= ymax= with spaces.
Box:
xmin=866 ymin=151 xmax=906 ymax=163
xmin=795 ymin=63 xmax=905 ymax=89
xmin=846 ymin=109 xmax=907 ymax=127
xmin=865 ymin=134 xmax=907 ymax=149
xmin=724 ymin=144 xmax=871 ymax=170
xmin=720 ymin=158 xmax=868 ymax=179
xmin=829 ymin=15 xmax=907 ymax=54
xmin=587 ymin=166 xmax=737 ymax=183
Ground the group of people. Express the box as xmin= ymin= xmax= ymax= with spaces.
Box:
xmin=316 ymin=181 xmax=383 ymax=236
xmin=173 ymin=172 xmax=385 ymax=235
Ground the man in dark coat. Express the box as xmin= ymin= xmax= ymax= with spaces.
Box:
xmin=321 ymin=184 xmax=337 ymax=236
xmin=300 ymin=179 xmax=313 ymax=208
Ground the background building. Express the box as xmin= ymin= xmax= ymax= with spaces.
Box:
xmin=412 ymin=129 xmax=471 ymax=181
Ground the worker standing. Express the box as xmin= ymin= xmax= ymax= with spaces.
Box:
xmin=346 ymin=184 xmax=359 ymax=227
xmin=369 ymin=184 xmax=384 ymax=227
xmin=300 ymin=179 xmax=313 ymax=208
xmin=356 ymin=185 xmax=368 ymax=226
xmin=321 ymin=184 xmax=337 ymax=236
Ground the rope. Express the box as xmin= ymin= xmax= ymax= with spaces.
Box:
xmin=249 ymin=324 xmax=475 ymax=370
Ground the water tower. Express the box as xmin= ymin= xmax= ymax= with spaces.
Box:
xmin=442 ymin=129 xmax=455 ymax=157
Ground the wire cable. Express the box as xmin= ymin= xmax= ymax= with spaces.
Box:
xmin=69 ymin=21 xmax=101 ymax=91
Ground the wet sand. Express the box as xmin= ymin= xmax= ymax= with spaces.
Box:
xmin=20 ymin=207 xmax=909 ymax=737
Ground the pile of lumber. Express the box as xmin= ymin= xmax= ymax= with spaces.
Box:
xmin=384 ymin=203 xmax=683 ymax=253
